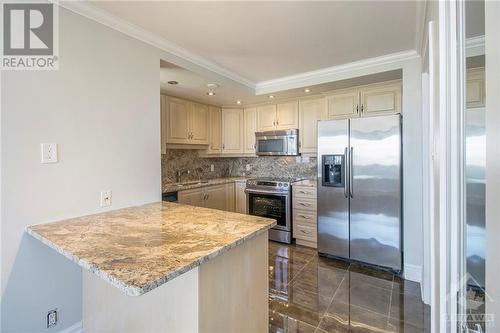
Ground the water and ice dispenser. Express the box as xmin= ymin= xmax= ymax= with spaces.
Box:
xmin=322 ymin=154 xmax=345 ymax=187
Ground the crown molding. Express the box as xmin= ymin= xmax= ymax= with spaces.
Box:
xmin=56 ymin=1 xmax=256 ymax=89
xmin=255 ymin=50 xmax=419 ymax=95
xmin=466 ymin=35 xmax=485 ymax=57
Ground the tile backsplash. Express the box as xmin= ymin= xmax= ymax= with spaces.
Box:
xmin=162 ymin=150 xmax=316 ymax=189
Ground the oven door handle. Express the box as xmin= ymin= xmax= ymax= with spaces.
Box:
xmin=244 ymin=189 xmax=289 ymax=196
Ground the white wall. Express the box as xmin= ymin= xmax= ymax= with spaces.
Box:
xmin=1 ymin=9 xmax=161 ymax=332
xmin=485 ymin=0 xmax=500 ymax=328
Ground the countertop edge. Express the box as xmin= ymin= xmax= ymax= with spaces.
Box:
xmin=25 ymin=217 xmax=276 ymax=297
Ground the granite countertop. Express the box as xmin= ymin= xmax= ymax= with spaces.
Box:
xmin=292 ymin=179 xmax=317 ymax=188
xmin=25 ymin=202 xmax=276 ymax=296
xmin=163 ymin=177 xmax=248 ymax=193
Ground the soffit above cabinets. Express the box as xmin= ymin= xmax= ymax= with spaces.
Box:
xmin=160 ymin=59 xmax=402 ymax=108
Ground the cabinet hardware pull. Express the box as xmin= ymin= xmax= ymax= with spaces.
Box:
xmin=300 ymin=215 xmax=310 ymax=219
xmin=361 ymin=104 xmax=364 ymax=112
xmin=356 ymin=105 xmax=359 ymax=113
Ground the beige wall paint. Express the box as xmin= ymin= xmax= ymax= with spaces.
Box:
xmin=1 ymin=8 xmax=161 ymax=332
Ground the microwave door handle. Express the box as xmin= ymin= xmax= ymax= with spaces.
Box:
xmin=344 ymin=147 xmax=349 ymax=198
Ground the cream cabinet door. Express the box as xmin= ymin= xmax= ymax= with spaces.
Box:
xmin=234 ymin=182 xmax=247 ymax=214
xmin=244 ymin=107 xmax=257 ymax=154
xmin=257 ymin=104 xmax=277 ymax=131
xmin=190 ymin=102 xmax=209 ymax=144
xmin=360 ymin=81 xmax=401 ymax=116
xmin=165 ymin=96 xmax=190 ymax=143
xmin=276 ymin=101 xmax=299 ymax=130
xmin=207 ymin=106 xmax=222 ymax=154
xmin=299 ymin=97 xmax=325 ymax=154
xmin=466 ymin=67 xmax=485 ymax=108
xmin=326 ymin=90 xmax=359 ymax=119
xmin=178 ymin=188 xmax=204 ymax=207
xmin=222 ymin=109 xmax=244 ymax=154
xmin=204 ymin=184 xmax=228 ymax=211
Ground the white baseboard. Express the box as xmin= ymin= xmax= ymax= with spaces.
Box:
xmin=58 ymin=321 xmax=83 ymax=333
xmin=404 ymin=264 xmax=422 ymax=283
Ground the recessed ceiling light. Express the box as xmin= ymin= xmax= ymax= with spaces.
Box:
xmin=207 ymin=91 xmax=215 ymax=96
xmin=167 ymin=80 xmax=178 ymax=85
xmin=304 ymin=88 xmax=311 ymax=93
xmin=207 ymin=83 xmax=219 ymax=89
xmin=269 ymin=95 xmax=275 ymax=99
xmin=236 ymin=100 xmax=242 ymax=105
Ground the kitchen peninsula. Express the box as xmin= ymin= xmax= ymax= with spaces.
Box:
xmin=26 ymin=202 xmax=275 ymax=332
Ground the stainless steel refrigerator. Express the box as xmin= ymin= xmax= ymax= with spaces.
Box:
xmin=317 ymin=114 xmax=402 ymax=272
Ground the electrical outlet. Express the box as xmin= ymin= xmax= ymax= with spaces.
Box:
xmin=41 ymin=143 xmax=58 ymax=163
xmin=47 ymin=309 xmax=57 ymax=328
xmin=100 ymin=190 xmax=112 ymax=207
xmin=210 ymin=164 xmax=214 ymax=172
xmin=245 ymin=164 xmax=251 ymax=171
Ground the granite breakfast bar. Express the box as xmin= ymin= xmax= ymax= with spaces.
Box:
xmin=26 ymin=202 xmax=276 ymax=332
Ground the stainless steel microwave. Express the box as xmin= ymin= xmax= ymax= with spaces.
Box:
xmin=255 ymin=129 xmax=299 ymax=156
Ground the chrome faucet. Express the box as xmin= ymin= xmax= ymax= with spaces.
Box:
xmin=176 ymin=170 xmax=190 ymax=183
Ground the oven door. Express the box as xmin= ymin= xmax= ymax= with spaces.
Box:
xmin=246 ymin=189 xmax=290 ymax=231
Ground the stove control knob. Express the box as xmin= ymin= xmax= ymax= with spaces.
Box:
xmin=284 ymin=183 xmax=289 ymax=187
xmin=278 ymin=182 xmax=283 ymax=187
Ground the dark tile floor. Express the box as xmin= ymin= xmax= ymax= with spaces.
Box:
xmin=268 ymin=241 xmax=431 ymax=333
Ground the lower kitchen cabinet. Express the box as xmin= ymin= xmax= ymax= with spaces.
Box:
xmin=292 ymin=184 xmax=317 ymax=248
xmin=178 ymin=183 xmax=235 ymax=212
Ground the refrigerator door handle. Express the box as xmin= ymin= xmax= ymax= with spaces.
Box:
xmin=344 ymin=147 xmax=349 ymax=198
xmin=349 ymin=147 xmax=354 ymax=198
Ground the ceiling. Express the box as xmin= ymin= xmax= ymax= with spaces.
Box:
xmin=160 ymin=59 xmax=401 ymax=107
xmin=90 ymin=1 xmax=418 ymax=84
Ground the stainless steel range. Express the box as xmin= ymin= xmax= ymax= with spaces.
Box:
xmin=245 ymin=177 xmax=301 ymax=244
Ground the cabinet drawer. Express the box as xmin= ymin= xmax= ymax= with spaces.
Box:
xmin=293 ymin=210 xmax=317 ymax=226
xmin=293 ymin=223 xmax=317 ymax=242
xmin=293 ymin=187 xmax=317 ymax=199
xmin=293 ymin=197 xmax=317 ymax=212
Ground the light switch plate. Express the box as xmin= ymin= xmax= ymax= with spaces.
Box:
xmin=41 ymin=143 xmax=58 ymax=163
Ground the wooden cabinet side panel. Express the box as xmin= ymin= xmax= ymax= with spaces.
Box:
xmin=244 ymin=107 xmax=257 ymax=154
xmin=199 ymin=233 xmax=268 ymax=333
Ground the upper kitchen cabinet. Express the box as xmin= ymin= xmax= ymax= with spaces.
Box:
xmin=299 ymin=97 xmax=326 ymax=154
xmin=162 ymin=95 xmax=209 ymax=147
xmin=256 ymin=101 xmax=299 ymax=131
xmin=221 ymin=108 xmax=244 ymax=154
xmin=189 ymin=102 xmax=209 ymax=144
xmin=207 ymin=106 xmax=222 ymax=154
xmin=244 ymin=107 xmax=257 ymax=154
xmin=163 ymin=96 xmax=190 ymax=144
xmin=276 ymin=101 xmax=299 ymax=130
xmin=466 ymin=67 xmax=485 ymax=108
xmin=326 ymin=90 xmax=359 ymax=119
xmin=359 ymin=80 xmax=401 ymax=116
xmin=325 ymin=80 xmax=402 ymax=120
xmin=256 ymin=104 xmax=277 ymax=131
